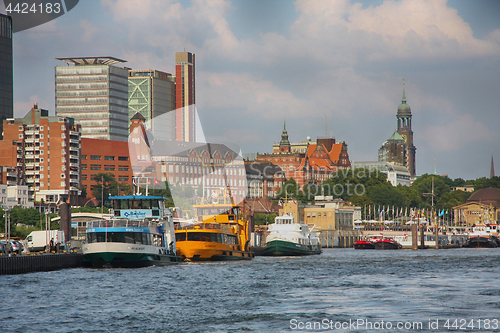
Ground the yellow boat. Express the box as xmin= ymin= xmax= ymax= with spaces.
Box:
xmin=174 ymin=190 xmax=254 ymax=261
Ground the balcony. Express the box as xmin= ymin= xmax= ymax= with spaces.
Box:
xmin=70 ymin=170 xmax=79 ymax=176
xmin=7 ymin=181 xmax=16 ymax=186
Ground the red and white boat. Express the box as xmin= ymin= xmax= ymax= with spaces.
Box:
xmin=354 ymin=234 xmax=402 ymax=250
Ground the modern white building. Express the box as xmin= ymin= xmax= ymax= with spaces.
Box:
xmin=55 ymin=57 xmax=129 ymax=141
xmin=351 ymin=161 xmax=411 ymax=186
xmin=0 ymin=184 xmax=32 ymax=208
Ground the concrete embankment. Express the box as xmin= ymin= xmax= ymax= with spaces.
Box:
xmin=0 ymin=253 xmax=84 ymax=275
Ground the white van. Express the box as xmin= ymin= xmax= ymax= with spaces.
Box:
xmin=26 ymin=230 xmax=65 ymax=252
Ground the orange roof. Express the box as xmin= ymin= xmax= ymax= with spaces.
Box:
xmin=297 ymin=142 xmax=344 ymax=171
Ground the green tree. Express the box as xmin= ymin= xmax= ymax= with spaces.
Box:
xmin=254 ymin=213 xmax=276 ymax=226
xmin=276 ymin=178 xmax=300 ymax=201
xmin=91 ymin=173 xmax=122 ymax=206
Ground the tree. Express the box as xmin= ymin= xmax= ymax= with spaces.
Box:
xmin=91 ymin=173 xmax=121 ymax=206
xmin=254 ymin=213 xmax=276 ymax=225
xmin=276 ymin=178 xmax=300 ymax=200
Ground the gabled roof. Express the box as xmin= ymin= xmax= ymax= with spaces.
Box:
xmin=297 ymin=142 xmax=345 ymax=171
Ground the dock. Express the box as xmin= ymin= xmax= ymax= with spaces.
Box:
xmin=0 ymin=253 xmax=84 ymax=275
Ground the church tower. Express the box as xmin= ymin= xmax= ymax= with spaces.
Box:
xmin=396 ymin=81 xmax=416 ymax=176
xmin=279 ymin=120 xmax=291 ymax=153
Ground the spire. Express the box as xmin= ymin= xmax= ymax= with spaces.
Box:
xmin=491 ymin=154 xmax=495 ymax=178
xmin=402 ymin=79 xmax=406 ymax=104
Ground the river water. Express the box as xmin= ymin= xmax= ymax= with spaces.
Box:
xmin=2 ymin=248 xmax=500 ymax=333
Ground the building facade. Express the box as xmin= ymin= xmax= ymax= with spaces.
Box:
xmin=0 ymin=14 xmax=13 ymax=139
xmin=175 ymin=52 xmax=196 ymax=142
xmin=80 ymin=138 xmax=133 ymax=199
xmin=257 ymin=123 xmax=351 ymax=188
xmin=351 ymin=161 xmax=411 ymax=186
xmin=2 ymin=104 xmax=81 ymax=204
xmin=128 ymin=69 xmax=176 ymax=140
xmin=378 ymin=82 xmax=416 ymax=176
xmin=55 ymin=56 xmax=129 ymax=141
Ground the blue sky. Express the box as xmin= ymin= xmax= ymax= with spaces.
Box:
xmin=2 ymin=0 xmax=500 ymax=181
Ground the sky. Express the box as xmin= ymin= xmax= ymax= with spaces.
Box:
xmin=2 ymin=0 xmax=500 ymax=181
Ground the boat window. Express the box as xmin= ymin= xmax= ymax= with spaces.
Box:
xmin=176 ymin=233 xmax=186 ymax=241
xmin=120 ymin=200 xmax=128 ymax=209
xmin=88 ymin=232 xmax=155 ymax=244
xmin=151 ymin=200 xmax=160 ymax=209
xmin=131 ymin=200 xmax=142 ymax=209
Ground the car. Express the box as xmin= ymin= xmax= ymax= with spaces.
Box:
xmin=0 ymin=240 xmax=4 ymax=254
xmin=10 ymin=240 xmax=23 ymax=254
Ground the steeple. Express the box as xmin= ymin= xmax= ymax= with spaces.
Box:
xmin=279 ymin=119 xmax=291 ymax=152
xmin=491 ymin=154 xmax=495 ymax=179
xmin=402 ymin=79 xmax=407 ymax=103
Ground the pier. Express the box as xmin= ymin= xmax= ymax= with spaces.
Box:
xmin=0 ymin=253 xmax=84 ymax=275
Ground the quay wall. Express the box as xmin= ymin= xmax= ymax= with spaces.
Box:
xmin=0 ymin=253 xmax=84 ymax=275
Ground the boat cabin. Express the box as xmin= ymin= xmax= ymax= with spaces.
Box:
xmin=110 ymin=195 xmax=168 ymax=220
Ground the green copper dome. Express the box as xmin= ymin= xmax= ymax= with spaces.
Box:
xmin=397 ymin=84 xmax=411 ymax=116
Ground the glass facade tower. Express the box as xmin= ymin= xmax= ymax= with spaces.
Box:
xmin=55 ymin=57 xmax=129 ymax=141
xmin=0 ymin=14 xmax=13 ymax=139
xmin=128 ymin=69 xmax=176 ymax=140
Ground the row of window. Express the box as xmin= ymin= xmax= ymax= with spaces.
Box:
xmin=81 ymin=155 xmax=129 ymax=161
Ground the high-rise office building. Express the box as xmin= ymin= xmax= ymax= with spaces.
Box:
xmin=128 ymin=69 xmax=176 ymax=140
xmin=55 ymin=57 xmax=129 ymax=141
xmin=0 ymin=14 xmax=13 ymax=139
xmin=175 ymin=52 xmax=195 ymax=142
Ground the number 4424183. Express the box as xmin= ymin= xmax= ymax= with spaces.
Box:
xmin=5 ymin=2 xmax=61 ymax=14
xmin=443 ymin=319 xmax=499 ymax=330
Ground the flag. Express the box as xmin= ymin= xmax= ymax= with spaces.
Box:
xmin=293 ymin=199 xmax=297 ymax=204
xmin=154 ymin=178 xmax=161 ymax=186
xmin=439 ymin=210 xmax=444 ymax=217
xmin=278 ymin=200 xmax=283 ymax=207
xmin=147 ymin=179 xmax=152 ymax=185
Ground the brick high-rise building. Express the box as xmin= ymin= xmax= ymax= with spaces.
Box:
xmin=2 ymin=104 xmax=81 ymax=204
xmin=175 ymin=52 xmax=195 ymax=142
xmin=0 ymin=14 xmax=13 ymax=139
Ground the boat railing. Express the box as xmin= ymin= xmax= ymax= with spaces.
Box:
xmin=86 ymin=219 xmax=160 ymax=229
xmin=175 ymin=223 xmax=222 ymax=231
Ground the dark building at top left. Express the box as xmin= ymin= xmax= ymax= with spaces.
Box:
xmin=0 ymin=14 xmax=13 ymax=139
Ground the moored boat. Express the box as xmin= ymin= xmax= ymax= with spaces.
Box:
xmin=355 ymin=234 xmax=402 ymax=250
xmin=261 ymin=213 xmax=322 ymax=256
xmin=82 ymin=195 xmax=181 ymax=268
xmin=464 ymin=222 xmax=500 ymax=248
xmin=174 ymin=190 xmax=254 ymax=261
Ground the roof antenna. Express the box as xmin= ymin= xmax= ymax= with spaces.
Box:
xmin=325 ymin=115 xmax=327 ymax=137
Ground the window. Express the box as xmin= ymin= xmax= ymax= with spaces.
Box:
xmin=40 ymin=126 xmax=44 ymax=131
xmin=18 ymin=126 xmax=23 ymax=131
xmin=90 ymin=155 xmax=101 ymax=160
xmin=61 ymin=173 xmax=65 ymax=179
xmin=81 ymin=164 xmax=87 ymax=170
xmin=18 ymin=134 xmax=23 ymax=139
xmin=40 ymin=134 xmax=44 ymax=139
xmin=61 ymin=181 xmax=65 ymax=187
xmin=90 ymin=165 xmax=101 ymax=170
xmin=82 ymin=176 xmax=87 ymax=180
xmin=40 ymin=142 xmax=44 ymax=147
xmin=104 ymin=165 xmax=115 ymax=171
xmin=40 ymin=150 xmax=44 ymax=155
xmin=118 ymin=177 xmax=128 ymax=181
xmin=81 ymin=155 xmax=87 ymax=159
xmin=118 ymin=156 xmax=128 ymax=161
xmin=118 ymin=167 xmax=128 ymax=171
xmin=104 ymin=156 xmax=115 ymax=160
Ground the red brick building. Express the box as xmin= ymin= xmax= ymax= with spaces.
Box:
xmin=256 ymin=123 xmax=351 ymax=189
xmin=80 ymin=138 xmax=133 ymax=199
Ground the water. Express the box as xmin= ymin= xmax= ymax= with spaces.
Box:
xmin=2 ymin=248 xmax=500 ymax=333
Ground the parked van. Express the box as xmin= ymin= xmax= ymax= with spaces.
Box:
xmin=26 ymin=230 xmax=65 ymax=252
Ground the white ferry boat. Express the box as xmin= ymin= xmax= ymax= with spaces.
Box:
xmin=261 ymin=213 xmax=322 ymax=256
xmin=82 ymin=195 xmax=181 ymax=268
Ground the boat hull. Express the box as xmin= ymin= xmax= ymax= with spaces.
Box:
xmin=82 ymin=243 xmax=181 ymax=268
xmin=464 ymin=237 xmax=498 ymax=248
xmin=176 ymin=241 xmax=254 ymax=261
xmin=261 ymin=239 xmax=322 ymax=256
xmin=373 ymin=240 xmax=402 ymax=250
xmin=354 ymin=241 xmax=375 ymax=250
